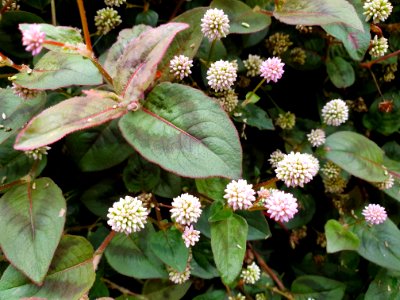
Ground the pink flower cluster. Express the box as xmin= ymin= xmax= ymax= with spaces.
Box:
xmin=20 ymin=24 xmax=46 ymax=56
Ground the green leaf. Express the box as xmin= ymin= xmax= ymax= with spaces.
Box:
xmin=211 ymin=0 xmax=271 ymax=34
xmin=14 ymin=52 xmax=102 ymax=90
xmin=208 ymin=201 xmax=233 ymax=222
xmin=291 ymin=275 xmax=346 ymax=300
xmin=236 ymin=211 xmax=271 ymax=241
xmin=326 ymin=56 xmax=355 ymax=88
xmin=119 ymin=82 xmax=242 ymax=179
xmin=0 ymin=178 xmax=66 ymax=283
xmin=363 ymin=91 xmax=400 ymax=136
xmin=114 ymin=22 xmax=189 ymax=100
xmin=324 ymin=131 xmax=388 ymax=182
xmin=350 ymin=217 xmax=400 ymax=271
xmin=14 ymin=90 xmax=127 ymax=151
xmin=191 ymin=246 xmax=219 ymax=279
xmin=274 ymin=0 xmax=364 ymax=31
xmin=325 ymin=219 xmax=360 ymax=253
xmin=0 ymin=235 xmax=95 ymax=300
xmin=104 ymin=25 xmax=152 ymax=79
xmin=105 ymin=226 xmax=168 ymax=279
xmin=0 ymin=88 xmax=46 ymax=145
xmin=123 ymin=154 xmax=161 ymax=193
xmin=157 ymin=7 xmax=207 ymax=82
xmin=149 ymin=227 xmax=189 ymax=272
xmin=136 ymin=10 xmax=159 ymax=27
xmin=193 ymin=290 xmax=226 ymax=300
xmin=142 ymin=279 xmax=191 ymax=299
xmin=238 ymin=104 xmax=274 ymax=130
xmin=196 ymin=177 xmax=229 ymax=202
xmin=65 ymin=119 xmax=133 ymax=172
xmin=153 ymin=170 xmax=183 ymax=198
xmin=365 ymin=269 xmax=400 ymax=300
xmin=211 ymin=214 xmax=248 ymax=285
xmin=321 ymin=0 xmax=370 ymax=61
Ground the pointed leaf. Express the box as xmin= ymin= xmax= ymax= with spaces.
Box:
xmin=324 ymin=131 xmax=388 ymax=182
xmin=326 ymin=56 xmax=355 ymax=88
xmin=105 ymin=226 xmax=168 ymax=279
xmin=291 ymin=275 xmax=346 ymax=300
xmin=119 ymin=82 xmax=242 ymax=179
xmin=0 ymin=235 xmax=95 ymax=300
xmin=211 ymin=0 xmax=271 ymax=34
xmin=365 ymin=269 xmax=400 ymax=300
xmin=14 ymin=90 xmax=126 ymax=150
xmin=149 ymin=227 xmax=189 ymax=272
xmin=274 ymin=0 xmax=364 ymax=31
xmin=236 ymin=211 xmax=271 ymax=241
xmin=0 ymin=178 xmax=66 ymax=283
xmin=325 ymin=219 xmax=360 ymax=253
xmin=65 ymin=119 xmax=133 ymax=172
xmin=211 ymin=214 xmax=247 ymax=285
xmin=114 ymin=22 xmax=189 ymax=100
xmin=14 ymin=52 xmax=102 ymax=90
xmin=142 ymin=280 xmax=191 ymax=300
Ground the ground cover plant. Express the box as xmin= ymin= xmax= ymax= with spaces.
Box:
xmin=0 ymin=0 xmax=400 ymax=299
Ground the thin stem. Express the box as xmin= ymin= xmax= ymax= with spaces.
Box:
xmin=102 ymin=278 xmax=138 ymax=296
xmin=266 ymin=94 xmax=283 ymax=112
xmin=51 ymin=0 xmax=57 ymax=25
xmin=90 ymin=57 xmax=114 ymax=86
xmin=93 ymin=230 xmax=116 ymax=270
xmin=242 ymin=78 xmax=266 ymax=107
xmin=0 ymin=179 xmax=26 ymax=192
xmin=169 ymin=0 xmax=185 ymax=20
xmin=260 ymin=9 xmax=274 ymax=16
xmin=207 ymin=39 xmax=217 ymax=66
xmin=368 ymin=69 xmax=383 ymax=97
xmin=360 ymin=49 xmax=400 ymax=69
xmin=76 ymin=0 xmax=92 ymax=52
xmin=0 ymin=51 xmax=24 ymax=71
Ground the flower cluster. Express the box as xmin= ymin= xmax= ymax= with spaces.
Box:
xmin=265 ymin=32 xmax=292 ymax=56
xmin=275 ymin=111 xmax=295 ymax=129
xmin=363 ymin=0 xmax=392 ymax=23
xmin=275 ymin=152 xmax=319 ymax=187
xmin=243 ymin=54 xmax=263 ymax=77
xmin=20 ymin=24 xmax=46 ymax=56
xmin=323 ymin=176 xmax=347 ymax=194
xmin=224 ymin=179 xmax=256 ymax=210
xmin=217 ymin=89 xmax=239 ymax=113
xmin=268 ymin=149 xmax=285 ymax=169
xmin=182 ymin=225 xmax=200 ymax=248
xmin=240 ymin=262 xmax=261 ymax=284
xmin=169 ymin=55 xmax=193 ymax=80
xmin=104 ymin=0 xmax=126 ymax=7
xmin=264 ymin=189 xmax=298 ymax=222
xmin=369 ymin=35 xmax=388 ymax=57
xmin=201 ymin=8 xmax=230 ymax=41
xmin=207 ymin=60 xmax=237 ymax=92
xmin=24 ymin=146 xmax=51 ymax=160
xmin=321 ymin=161 xmax=341 ymax=179
xmin=374 ymin=174 xmax=395 ymax=190
xmin=307 ymin=129 xmax=326 ymax=147
xmin=260 ymin=57 xmax=285 ymax=83
xmin=170 ymin=193 xmax=202 ymax=225
xmin=321 ymin=99 xmax=349 ymax=126
xmin=168 ymin=265 xmax=191 ymax=284
xmin=94 ymin=7 xmax=122 ymax=35
xmin=12 ymin=83 xmax=40 ymax=100
xmin=362 ymin=204 xmax=387 ymax=225
xmin=107 ymin=196 xmax=149 ymax=235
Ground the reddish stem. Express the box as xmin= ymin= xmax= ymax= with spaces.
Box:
xmin=93 ymin=230 xmax=116 ymax=270
xmin=76 ymin=0 xmax=92 ymax=52
xmin=360 ymin=49 xmax=400 ymax=69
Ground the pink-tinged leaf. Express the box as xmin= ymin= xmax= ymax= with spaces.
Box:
xmin=114 ymin=22 xmax=189 ymax=101
xmin=274 ymin=0 xmax=364 ymax=31
xmin=14 ymin=90 xmax=126 ymax=151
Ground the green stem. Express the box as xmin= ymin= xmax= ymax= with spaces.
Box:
xmin=51 ymin=0 xmax=57 ymax=25
xmin=242 ymin=78 xmax=266 ymax=107
xmin=207 ymin=39 xmax=217 ymax=66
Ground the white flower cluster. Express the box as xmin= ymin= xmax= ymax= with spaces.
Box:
xmin=264 ymin=189 xmax=298 ymax=222
xmin=168 ymin=265 xmax=191 ymax=284
xmin=169 ymin=55 xmax=193 ymax=80
xmin=369 ymin=35 xmax=388 ymax=57
xmin=243 ymin=54 xmax=263 ymax=77
xmin=363 ymin=0 xmax=392 ymax=23
xmin=207 ymin=60 xmax=237 ymax=92
xmin=240 ymin=262 xmax=261 ymax=284
xmin=307 ymin=129 xmax=326 ymax=147
xmin=201 ymin=8 xmax=230 ymax=41
xmin=374 ymin=174 xmax=395 ymax=190
xmin=321 ymin=99 xmax=349 ymax=126
xmin=224 ymin=179 xmax=256 ymax=210
xmin=24 ymin=146 xmax=51 ymax=160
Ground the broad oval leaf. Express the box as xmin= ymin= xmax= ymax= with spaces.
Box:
xmin=365 ymin=269 xmax=400 ymax=300
xmin=0 ymin=235 xmax=95 ymax=300
xmin=14 ymin=90 xmax=126 ymax=151
xmin=105 ymin=226 xmax=168 ymax=279
xmin=149 ymin=227 xmax=190 ymax=272
xmin=211 ymin=214 xmax=248 ymax=285
xmin=325 ymin=219 xmax=360 ymax=253
xmin=119 ymin=82 xmax=242 ymax=179
xmin=211 ymin=0 xmax=271 ymax=34
xmin=291 ymin=275 xmax=346 ymax=300
xmin=236 ymin=211 xmax=271 ymax=241
xmin=324 ymin=131 xmax=388 ymax=182
xmin=114 ymin=22 xmax=189 ymax=100
xmin=274 ymin=0 xmax=364 ymax=31
xmin=0 ymin=178 xmax=66 ymax=283
xmin=65 ymin=119 xmax=133 ymax=172
xmin=326 ymin=56 xmax=355 ymax=88
xmin=14 ymin=52 xmax=102 ymax=90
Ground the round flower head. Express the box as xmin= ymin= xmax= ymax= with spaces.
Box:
xmin=20 ymin=24 xmax=46 ymax=56
xmin=168 ymin=265 xmax=191 ymax=284
xmin=94 ymin=7 xmax=122 ymax=35
xmin=240 ymin=262 xmax=261 ymax=284
xmin=307 ymin=129 xmax=326 ymax=147
xmin=169 ymin=55 xmax=193 ymax=80
xmin=275 ymin=111 xmax=295 ymax=130
xmin=363 ymin=0 xmax=392 ymax=23
xmin=182 ymin=225 xmax=200 ymax=248
xmin=264 ymin=189 xmax=298 ymax=222
xmin=323 ymin=176 xmax=347 ymax=194
xmin=275 ymin=152 xmax=319 ymax=187
xmin=268 ymin=149 xmax=285 ymax=169
xmin=170 ymin=193 xmax=202 ymax=225
xmin=107 ymin=196 xmax=149 ymax=235
xmin=321 ymin=99 xmax=349 ymax=126
xmin=375 ymin=174 xmax=394 ymax=190
xmin=369 ymin=35 xmax=388 ymax=57
xmin=217 ymin=89 xmax=238 ymax=113
xmin=260 ymin=57 xmax=285 ymax=83
xmin=243 ymin=54 xmax=263 ymax=77
xmin=321 ymin=161 xmax=341 ymax=179
xmin=229 ymin=293 xmax=246 ymax=300
xmin=207 ymin=60 xmax=237 ymax=92
xmin=362 ymin=204 xmax=387 ymax=225
xmin=201 ymin=8 xmax=230 ymax=41
xmin=224 ymin=179 xmax=256 ymax=210
xmin=265 ymin=32 xmax=292 ymax=56
xmin=12 ymin=83 xmax=40 ymax=100
xmin=25 ymin=146 xmax=51 ymax=161
xmin=104 ymin=0 xmax=126 ymax=7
